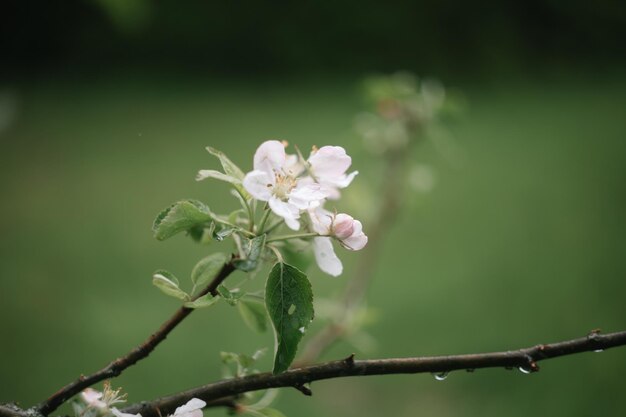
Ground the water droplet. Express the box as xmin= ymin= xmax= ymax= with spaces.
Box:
xmin=594 ymin=349 xmax=604 ymax=353
xmin=518 ymin=366 xmax=532 ymax=374
xmin=432 ymin=371 xmax=449 ymax=381
xmin=298 ymin=326 xmax=306 ymax=334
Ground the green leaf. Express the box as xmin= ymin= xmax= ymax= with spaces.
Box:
xmin=206 ymin=146 xmax=249 ymax=198
xmin=282 ymin=246 xmax=314 ymax=273
xmin=218 ymin=285 xmax=244 ymax=306
xmin=196 ymin=169 xmax=242 ymax=185
xmin=265 ymin=263 xmax=314 ymax=374
xmin=234 ymin=235 xmax=266 ymax=272
xmin=191 ymin=252 xmax=230 ymax=288
xmin=256 ymin=408 xmax=287 ymax=417
xmin=206 ymin=146 xmax=245 ymax=180
xmin=184 ymin=293 xmax=220 ymax=309
xmin=153 ymin=200 xmax=213 ymax=241
xmin=238 ymin=299 xmax=268 ymax=333
xmin=152 ymin=270 xmax=189 ymax=300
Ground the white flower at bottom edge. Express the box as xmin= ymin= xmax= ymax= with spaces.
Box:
xmin=172 ymin=398 xmax=207 ymax=417
xmin=81 ymin=389 xmax=107 ymax=409
xmin=243 ymin=140 xmax=326 ymax=230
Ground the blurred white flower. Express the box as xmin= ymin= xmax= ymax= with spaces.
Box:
xmin=172 ymin=398 xmax=206 ymax=417
xmin=243 ymin=140 xmax=326 ymax=230
xmin=81 ymin=389 xmax=107 ymax=409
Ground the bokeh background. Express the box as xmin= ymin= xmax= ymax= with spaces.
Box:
xmin=2 ymin=1 xmax=626 ymax=416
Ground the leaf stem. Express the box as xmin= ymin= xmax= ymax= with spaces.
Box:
xmin=266 ymin=233 xmax=319 ymax=243
xmin=257 ymin=206 xmax=272 ymax=234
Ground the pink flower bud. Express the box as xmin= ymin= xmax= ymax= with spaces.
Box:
xmin=332 ymin=213 xmax=355 ymax=240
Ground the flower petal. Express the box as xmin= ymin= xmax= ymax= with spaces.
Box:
xmin=174 ymin=398 xmax=207 ymax=416
xmin=332 ymin=213 xmax=355 ymax=240
xmin=269 ymin=197 xmax=300 ymax=230
xmin=341 ymin=220 xmax=368 ymax=251
xmin=243 ymin=170 xmax=274 ymax=201
xmin=253 ymin=140 xmax=286 ymax=174
xmin=112 ymin=408 xmax=142 ymax=417
xmin=308 ymin=146 xmax=352 ymax=178
xmin=308 ymin=207 xmax=333 ymax=235
xmin=313 ymin=237 xmax=343 ymax=276
xmin=288 ymin=183 xmax=326 ymax=210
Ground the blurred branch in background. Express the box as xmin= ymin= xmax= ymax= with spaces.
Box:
xmin=298 ymin=73 xmax=455 ymax=364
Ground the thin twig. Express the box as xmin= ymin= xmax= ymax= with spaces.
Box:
xmin=37 ymin=259 xmax=237 ymax=416
xmin=122 ymin=330 xmax=626 ymax=417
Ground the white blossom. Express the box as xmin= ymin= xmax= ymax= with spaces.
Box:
xmin=172 ymin=398 xmax=206 ymax=417
xmin=243 ymin=140 xmax=326 ymax=230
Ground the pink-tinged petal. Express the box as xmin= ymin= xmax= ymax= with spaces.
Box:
xmin=253 ymin=140 xmax=286 ymax=173
xmin=269 ymin=197 xmax=300 ymax=230
xmin=313 ymin=237 xmax=343 ymax=276
xmin=332 ymin=213 xmax=355 ymax=240
xmin=174 ymin=399 xmax=207 ymax=416
xmin=288 ymin=183 xmax=326 ymax=210
xmin=340 ymin=220 xmax=367 ymax=251
xmin=308 ymin=146 xmax=352 ymax=178
xmin=81 ymin=389 xmax=106 ymax=408
xmin=308 ymin=207 xmax=333 ymax=235
xmin=243 ymin=170 xmax=274 ymax=201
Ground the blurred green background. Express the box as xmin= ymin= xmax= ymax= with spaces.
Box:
xmin=2 ymin=1 xmax=626 ymax=416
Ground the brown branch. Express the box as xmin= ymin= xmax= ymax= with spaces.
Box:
xmin=122 ymin=330 xmax=626 ymax=417
xmin=37 ymin=259 xmax=237 ymax=416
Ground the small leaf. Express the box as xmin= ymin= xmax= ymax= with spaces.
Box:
xmin=218 ymin=285 xmax=244 ymax=306
xmin=184 ymin=293 xmax=220 ymax=309
xmin=238 ymin=299 xmax=268 ymax=333
xmin=206 ymin=146 xmax=245 ymax=180
xmin=153 ymin=270 xmax=189 ymax=300
xmin=234 ymin=235 xmax=266 ymax=272
xmin=196 ymin=169 xmax=242 ymax=185
xmin=153 ymin=200 xmax=213 ymax=241
xmin=191 ymin=252 xmax=230 ymax=288
xmin=206 ymin=146 xmax=249 ymax=198
xmin=265 ymin=263 xmax=314 ymax=374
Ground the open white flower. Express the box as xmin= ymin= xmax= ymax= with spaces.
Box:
xmin=172 ymin=398 xmax=206 ymax=417
xmin=243 ymin=140 xmax=326 ymax=230
xmin=307 ymin=146 xmax=358 ymax=200
xmin=309 ymin=208 xmax=368 ymax=276
xmin=81 ymin=389 xmax=107 ymax=409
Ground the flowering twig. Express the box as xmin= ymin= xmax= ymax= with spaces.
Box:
xmin=37 ymin=260 xmax=237 ymax=416
xmin=121 ymin=330 xmax=626 ymax=417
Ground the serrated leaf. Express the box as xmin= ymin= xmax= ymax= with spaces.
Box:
xmin=153 ymin=200 xmax=213 ymax=241
xmin=218 ymin=285 xmax=244 ymax=306
xmin=234 ymin=235 xmax=266 ymax=272
xmin=196 ymin=169 xmax=242 ymax=185
xmin=238 ymin=299 xmax=268 ymax=333
xmin=153 ymin=270 xmax=189 ymax=300
xmin=191 ymin=252 xmax=230 ymax=288
xmin=265 ymin=263 xmax=314 ymax=374
xmin=184 ymin=293 xmax=220 ymax=309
